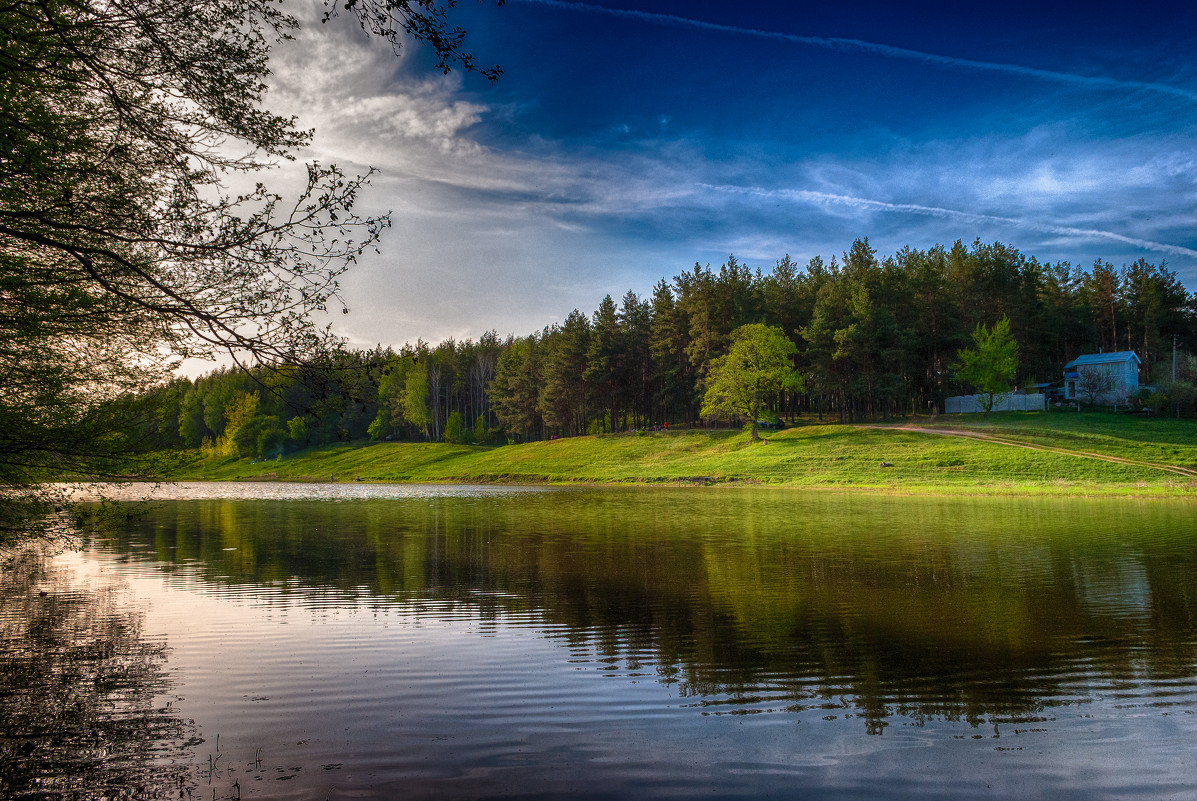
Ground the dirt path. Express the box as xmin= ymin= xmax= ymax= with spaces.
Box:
xmin=860 ymin=425 xmax=1197 ymax=478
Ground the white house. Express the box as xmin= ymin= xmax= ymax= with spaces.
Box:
xmin=1063 ymin=351 xmax=1141 ymax=403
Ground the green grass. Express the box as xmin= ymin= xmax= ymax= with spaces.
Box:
xmin=882 ymin=410 xmax=1197 ymax=469
xmin=168 ymin=411 xmax=1197 ymax=497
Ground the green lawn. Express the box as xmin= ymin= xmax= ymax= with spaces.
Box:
xmin=168 ymin=412 xmax=1197 ymax=497
xmin=886 ymin=410 xmax=1197 ymax=470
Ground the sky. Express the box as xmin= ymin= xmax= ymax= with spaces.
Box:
xmin=259 ymin=0 xmax=1197 ymax=353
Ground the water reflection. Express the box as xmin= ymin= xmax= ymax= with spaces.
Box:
xmin=91 ymin=489 xmax=1197 ymax=735
xmin=0 ymin=542 xmax=196 ymax=800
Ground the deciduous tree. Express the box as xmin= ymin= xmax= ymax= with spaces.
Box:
xmin=700 ymin=324 xmax=800 ymax=441
xmin=951 ymin=316 xmax=1019 ymax=415
xmin=0 ymin=0 xmax=500 ymax=535
xmin=1075 ymin=365 xmax=1110 ymax=407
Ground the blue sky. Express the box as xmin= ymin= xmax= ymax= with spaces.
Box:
xmin=264 ymin=0 xmax=1197 ymax=350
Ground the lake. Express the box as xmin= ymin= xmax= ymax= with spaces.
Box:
xmin=3 ymin=483 xmax=1196 ymax=799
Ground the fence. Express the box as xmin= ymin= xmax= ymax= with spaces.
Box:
xmin=944 ymin=393 xmax=1045 ymax=414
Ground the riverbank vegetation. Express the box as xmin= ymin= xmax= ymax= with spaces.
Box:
xmin=163 ymin=411 xmax=1197 ymax=496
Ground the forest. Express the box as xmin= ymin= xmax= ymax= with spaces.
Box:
xmin=132 ymin=238 xmax=1197 ymax=458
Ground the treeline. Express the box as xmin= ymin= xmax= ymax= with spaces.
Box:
xmin=138 ymin=336 xmax=507 ymax=457
xmin=134 ymin=239 xmax=1197 ymax=455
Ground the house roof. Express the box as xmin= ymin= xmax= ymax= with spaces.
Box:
xmin=1063 ymin=351 xmax=1141 ymax=370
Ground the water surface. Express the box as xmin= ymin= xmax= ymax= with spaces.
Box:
xmin=3 ymin=483 xmax=1196 ymax=799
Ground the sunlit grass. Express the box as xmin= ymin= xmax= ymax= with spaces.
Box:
xmin=168 ymin=413 xmax=1197 ymax=497
xmin=879 ymin=410 xmax=1197 ymax=469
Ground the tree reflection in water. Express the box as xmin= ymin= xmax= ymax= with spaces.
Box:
xmin=0 ymin=542 xmax=197 ymax=800
xmin=101 ymin=492 xmax=1197 ymax=735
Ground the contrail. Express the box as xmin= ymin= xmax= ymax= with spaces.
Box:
xmin=703 ymin=183 xmax=1197 ymax=259
xmin=514 ymin=0 xmax=1197 ymax=103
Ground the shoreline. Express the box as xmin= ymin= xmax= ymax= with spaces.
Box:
xmin=106 ymin=473 xmax=1197 ymax=501
xmin=94 ymin=414 xmax=1197 ymax=501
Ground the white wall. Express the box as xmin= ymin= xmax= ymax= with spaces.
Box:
xmin=945 ymin=394 xmax=1046 ymax=413
xmin=1066 ymin=360 xmax=1139 ymax=402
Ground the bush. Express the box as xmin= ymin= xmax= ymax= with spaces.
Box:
xmin=1147 ymin=392 xmax=1170 ymax=414
xmin=445 ymin=411 xmax=471 ymax=444
xmin=231 ymin=415 xmax=287 ymax=458
xmin=256 ymin=424 xmax=287 ymax=459
xmin=288 ymin=415 xmax=310 ymax=446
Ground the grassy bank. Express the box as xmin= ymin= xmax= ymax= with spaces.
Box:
xmin=878 ymin=412 xmax=1197 ymax=464
xmin=167 ymin=412 xmax=1197 ymax=497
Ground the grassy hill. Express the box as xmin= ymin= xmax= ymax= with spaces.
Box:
xmin=168 ymin=411 xmax=1197 ymax=497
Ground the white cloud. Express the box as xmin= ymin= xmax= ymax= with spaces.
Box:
xmin=263 ymin=4 xmax=491 ymax=172
xmin=250 ymin=8 xmax=1197 ymax=351
xmin=339 ymin=120 xmax=1197 ymax=344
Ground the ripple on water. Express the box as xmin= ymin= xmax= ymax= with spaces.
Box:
xmin=17 ymin=486 xmax=1197 ymax=799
